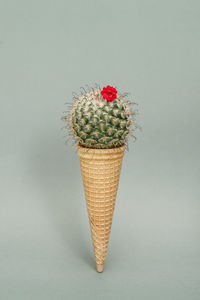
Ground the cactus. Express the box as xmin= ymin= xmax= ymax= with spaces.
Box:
xmin=63 ymin=85 xmax=137 ymax=149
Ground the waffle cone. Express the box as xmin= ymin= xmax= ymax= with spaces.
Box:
xmin=77 ymin=144 xmax=126 ymax=272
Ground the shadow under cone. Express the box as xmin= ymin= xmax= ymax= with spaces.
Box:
xmin=77 ymin=144 xmax=125 ymax=272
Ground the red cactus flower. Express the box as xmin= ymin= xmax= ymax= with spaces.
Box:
xmin=101 ymin=85 xmax=117 ymax=102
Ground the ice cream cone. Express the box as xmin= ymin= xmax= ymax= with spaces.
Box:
xmin=77 ymin=144 xmax=126 ymax=272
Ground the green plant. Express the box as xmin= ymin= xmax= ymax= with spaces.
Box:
xmin=62 ymin=85 xmax=138 ymax=149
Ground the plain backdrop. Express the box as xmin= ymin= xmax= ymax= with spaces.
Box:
xmin=0 ymin=0 xmax=200 ymax=299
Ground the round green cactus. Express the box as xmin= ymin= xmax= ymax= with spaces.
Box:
xmin=63 ymin=85 xmax=138 ymax=149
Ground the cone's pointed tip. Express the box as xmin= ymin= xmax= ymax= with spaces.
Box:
xmin=96 ymin=264 xmax=104 ymax=273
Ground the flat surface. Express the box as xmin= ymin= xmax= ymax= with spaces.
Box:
xmin=0 ymin=0 xmax=200 ymax=299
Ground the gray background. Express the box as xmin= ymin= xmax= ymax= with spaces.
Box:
xmin=0 ymin=0 xmax=199 ymax=299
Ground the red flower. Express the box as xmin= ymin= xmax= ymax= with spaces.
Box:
xmin=101 ymin=85 xmax=117 ymax=102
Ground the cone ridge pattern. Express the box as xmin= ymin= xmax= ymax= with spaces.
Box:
xmin=77 ymin=145 xmax=125 ymax=269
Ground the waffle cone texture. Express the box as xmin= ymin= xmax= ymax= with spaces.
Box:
xmin=77 ymin=144 xmax=126 ymax=272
